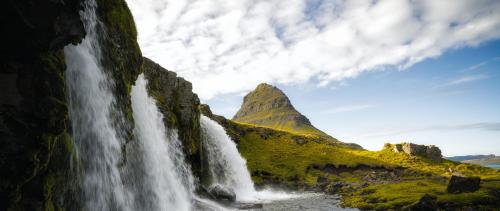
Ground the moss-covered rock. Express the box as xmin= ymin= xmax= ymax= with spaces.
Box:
xmin=0 ymin=0 xmax=85 ymax=209
xmin=142 ymin=58 xmax=202 ymax=176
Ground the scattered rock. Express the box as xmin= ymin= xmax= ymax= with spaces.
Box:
xmin=207 ymin=184 xmax=236 ymax=201
xmin=447 ymin=175 xmax=480 ymax=193
xmin=292 ymin=136 xmax=307 ymax=145
xmin=405 ymin=194 xmax=438 ymax=211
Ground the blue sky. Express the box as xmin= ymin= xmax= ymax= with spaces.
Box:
xmin=206 ymin=40 xmax=500 ymax=156
xmin=126 ymin=0 xmax=500 ymax=156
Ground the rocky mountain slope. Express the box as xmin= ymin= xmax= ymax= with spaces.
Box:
xmin=233 ymin=83 xmax=332 ymax=138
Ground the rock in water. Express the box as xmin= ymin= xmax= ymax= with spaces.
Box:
xmin=447 ymin=175 xmax=480 ymax=193
xmin=207 ymin=184 xmax=236 ymax=202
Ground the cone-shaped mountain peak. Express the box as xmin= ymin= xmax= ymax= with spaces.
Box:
xmin=233 ymin=83 xmax=332 ymax=138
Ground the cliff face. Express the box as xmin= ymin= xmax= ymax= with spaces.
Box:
xmin=0 ymin=0 xmax=85 ymax=210
xmin=233 ymin=83 xmax=333 ymax=139
xmin=142 ymin=58 xmax=202 ymax=176
xmin=0 ymin=0 xmax=143 ymax=209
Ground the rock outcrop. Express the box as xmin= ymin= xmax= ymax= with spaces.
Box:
xmin=393 ymin=143 xmax=442 ymax=161
xmin=1 ymin=0 xmax=85 ymax=209
xmin=447 ymin=175 xmax=480 ymax=193
xmin=233 ymin=83 xmax=332 ymax=139
xmin=142 ymin=58 xmax=202 ymax=175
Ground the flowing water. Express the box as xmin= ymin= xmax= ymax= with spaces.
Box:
xmin=200 ymin=115 xmax=296 ymax=203
xmin=130 ymin=74 xmax=193 ymax=211
xmin=65 ymin=0 xmax=133 ymax=210
xmin=65 ymin=0 xmax=197 ymax=210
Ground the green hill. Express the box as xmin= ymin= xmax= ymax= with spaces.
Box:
xmin=233 ymin=83 xmax=332 ymax=139
xmin=202 ymin=105 xmax=500 ymax=210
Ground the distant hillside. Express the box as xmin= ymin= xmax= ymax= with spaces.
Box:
xmin=447 ymin=154 xmax=496 ymax=162
xmin=462 ymin=156 xmax=500 ymax=166
xmin=232 ymin=83 xmax=332 ymax=139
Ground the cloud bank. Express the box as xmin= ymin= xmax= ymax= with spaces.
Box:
xmin=126 ymin=0 xmax=500 ymax=99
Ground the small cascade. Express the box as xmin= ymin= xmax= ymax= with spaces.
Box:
xmin=64 ymin=0 xmax=133 ymax=210
xmin=200 ymin=115 xmax=257 ymax=201
xmin=200 ymin=115 xmax=296 ymax=203
xmin=130 ymin=74 xmax=194 ymax=211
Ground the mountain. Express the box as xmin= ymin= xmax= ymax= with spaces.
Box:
xmin=233 ymin=83 xmax=332 ymax=139
xmin=447 ymin=154 xmax=496 ymax=162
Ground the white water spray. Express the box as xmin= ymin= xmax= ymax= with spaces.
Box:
xmin=131 ymin=74 xmax=193 ymax=211
xmin=200 ymin=115 xmax=296 ymax=202
xmin=64 ymin=0 xmax=132 ymax=210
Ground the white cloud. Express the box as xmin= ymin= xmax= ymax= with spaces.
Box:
xmin=327 ymin=104 xmax=375 ymax=114
xmin=126 ymin=0 xmax=500 ymax=99
xmin=441 ymin=74 xmax=489 ymax=87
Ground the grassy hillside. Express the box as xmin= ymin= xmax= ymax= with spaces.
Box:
xmin=201 ymin=105 xmax=500 ymax=210
xmin=234 ymin=122 xmax=500 ymax=210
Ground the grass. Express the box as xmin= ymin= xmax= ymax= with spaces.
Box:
xmin=229 ymin=120 xmax=500 ymax=209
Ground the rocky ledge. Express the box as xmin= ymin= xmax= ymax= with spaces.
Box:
xmin=393 ymin=143 xmax=442 ymax=162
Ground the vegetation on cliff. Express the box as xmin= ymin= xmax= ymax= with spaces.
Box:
xmin=142 ymin=58 xmax=203 ymax=177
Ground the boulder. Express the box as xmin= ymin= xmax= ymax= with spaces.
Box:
xmin=447 ymin=175 xmax=480 ymax=193
xmin=404 ymin=194 xmax=438 ymax=211
xmin=207 ymin=184 xmax=236 ymax=202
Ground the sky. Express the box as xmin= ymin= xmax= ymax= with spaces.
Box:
xmin=125 ymin=0 xmax=500 ymax=156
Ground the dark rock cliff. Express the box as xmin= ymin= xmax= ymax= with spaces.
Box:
xmin=1 ymin=0 xmax=85 ymax=210
xmin=142 ymin=58 xmax=202 ymax=177
xmin=0 ymin=0 xmax=143 ymax=210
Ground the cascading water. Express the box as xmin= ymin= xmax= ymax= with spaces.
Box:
xmin=200 ymin=115 xmax=257 ymax=201
xmin=200 ymin=115 xmax=296 ymax=203
xmin=130 ymin=74 xmax=193 ymax=211
xmin=64 ymin=0 xmax=132 ymax=210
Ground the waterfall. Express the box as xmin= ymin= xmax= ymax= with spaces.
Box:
xmin=130 ymin=74 xmax=193 ymax=211
xmin=200 ymin=115 xmax=256 ymax=201
xmin=64 ymin=0 xmax=133 ymax=210
xmin=200 ymin=115 xmax=297 ymax=203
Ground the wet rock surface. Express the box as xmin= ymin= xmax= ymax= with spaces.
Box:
xmin=207 ymin=184 xmax=237 ymax=202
